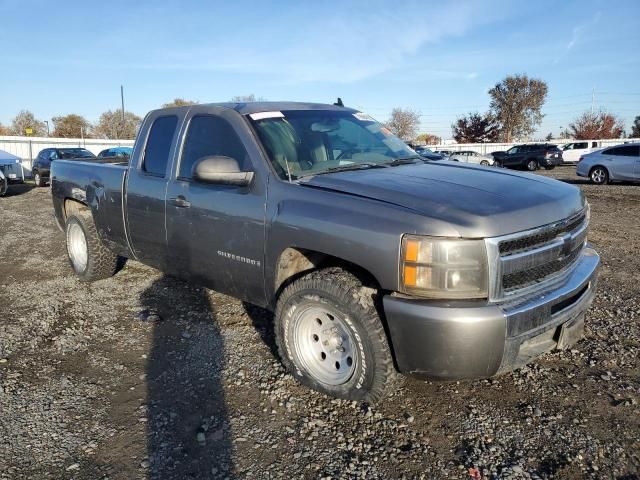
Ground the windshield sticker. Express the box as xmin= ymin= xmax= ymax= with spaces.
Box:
xmin=353 ymin=112 xmax=374 ymax=122
xmin=249 ymin=111 xmax=285 ymax=121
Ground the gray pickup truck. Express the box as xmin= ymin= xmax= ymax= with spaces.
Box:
xmin=51 ymin=102 xmax=600 ymax=401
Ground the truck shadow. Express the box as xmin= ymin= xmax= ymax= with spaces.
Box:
xmin=141 ymin=276 xmax=234 ymax=479
xmin=3 ymin=182 xmax=35 ymax=197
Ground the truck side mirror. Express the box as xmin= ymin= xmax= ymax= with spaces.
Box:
xmin=192 ymin=156 xmax=254 ymax=186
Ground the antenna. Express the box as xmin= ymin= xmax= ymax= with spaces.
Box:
xmin=334 ymin=97 xmax=344 ymax=107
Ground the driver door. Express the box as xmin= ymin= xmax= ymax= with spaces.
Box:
xmin=503 ymin=147 xmax=522 ymax=167
xmin=164 ymin=106 xmax=267 ymax=305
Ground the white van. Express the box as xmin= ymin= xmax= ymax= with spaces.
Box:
xmin=561 ymin=141 xmax=601 ymax=163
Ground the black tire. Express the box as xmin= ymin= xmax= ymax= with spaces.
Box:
xmin=544 ymin=165 xmax=555 ymax=170
xmin=275 ymin=267 xmax=396 ymax=402
xmin=590 ymin=166 xmax=609 ymax=185
xmin=526 ymin=159 xmax=538 ymax=171
xmin=0 ymin=178 xmax=7 ymax=197
xmin=33 ymin=171 xmax=45 ymax=187
xmin=65 ymin=209 xmax=126 ymax=281
xmin=480 ymin=160 xmax=489 ymax=166
xmin=494 ymin=160 xmax=503 ymax=168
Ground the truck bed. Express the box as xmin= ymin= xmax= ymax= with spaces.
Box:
xmin=51 ymin=159 xmax=132 ymax=258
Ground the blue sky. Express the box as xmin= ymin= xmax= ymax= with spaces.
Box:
xmin=1 ymin=0 xmax=639 ymax=139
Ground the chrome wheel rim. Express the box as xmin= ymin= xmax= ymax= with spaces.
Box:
xmin=35 ymin=173 xmax=40 ymax=184
xmin=527 ymin=160 xmax=537 ymax=170
xmin=67 ymin=222 xmax=88 ymax=272
xmin=292 ymin=304 xmax=357 ymax=386
xmin=592 ymin=169 xmax=605 ymax=183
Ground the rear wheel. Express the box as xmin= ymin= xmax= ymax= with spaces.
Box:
xmin=526 ymin=159 xmax=539 ymax=171
xmin=65 ymin=209 xmax=126 ymax=281
xmin=590 ymin=166 xmax=609 ymax=185
xmin=275 ymin=267 xmax=396 ymax=402
xmin=33 ymin=171 xmax=45 ymax=187
xmin=480 ymin=160 xmax=489 ymax=166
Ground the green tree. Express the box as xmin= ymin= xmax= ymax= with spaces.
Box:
xmin=52 ymin=114 xmax=93 ymax=138
xmin=451 ymin=112 xmax=499 ymax=143
xmin=488 ymin=74 xmax=548 ymax=142
xmin=10 ymin=110 xmax=47 ymax=136
xmin=94 ymin=110 xmax=142 ymax=139
xmin=385 ymin=108 xmax=421 ymax=141
xmin=162 ymin=98 xmax=198 ymax=108
xmin=0 ymin=122 xmax=11 ymax=135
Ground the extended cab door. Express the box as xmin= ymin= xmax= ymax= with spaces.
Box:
xmin=164 ymin=105 xmax=267 ymax=305
xmin=502 ymin=146 xmax=523 ymax=167
xmin=125 ymin=111 xmax=184 ymax=269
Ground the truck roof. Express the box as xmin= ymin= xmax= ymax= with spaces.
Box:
xmin=153 ymin=101 xmax=358 ymax=116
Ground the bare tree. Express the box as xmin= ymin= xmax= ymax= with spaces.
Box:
xmin=0 ymin=122 xmax=10 ymax=135
xmin=385 ymin=108 xmax=420 ymax=141
xmin=94 ymin=110 xmax=142 ymax=140
xmin=52 ymin=114 xmax=93 ymax=138
xmin=568 ymin=111 xmax=624 ymax=140
xmin=10 ymin=110 xmax=47 ymax=136
xmin=631 ymin=115 xmax=640 ymax=138
xmin=230 ymin=94 xmax=266 ymax=102
xmin=489 ymin=74 xmax=548 ymax=142
xmin=162 ymin=98 xmax=198 ymax=108
xmin=451 ymin=112 xmax=499 ymax=143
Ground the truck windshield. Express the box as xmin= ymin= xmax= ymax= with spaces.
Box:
xmin=250 ymin=110 xmax=418 ymax=179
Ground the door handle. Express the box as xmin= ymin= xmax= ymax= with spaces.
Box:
xmin=169 ymin=196 xmax=191 ymax=208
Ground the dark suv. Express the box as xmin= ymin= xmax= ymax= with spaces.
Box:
xmin=32 ymin=147 xmax=95 ymax=186
xmin=492 ymin=144 xmax=563 ymax=171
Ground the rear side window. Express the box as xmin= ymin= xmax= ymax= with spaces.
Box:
xmin=575 ymin=142 xmax=588 ymax=149
xmin=179 ymin=115 xmax=248 ymax=179
xmin=143 ymin=115 xmax=178 ymax=176
xmin=605 ymin=146 xmax=640 ymax=157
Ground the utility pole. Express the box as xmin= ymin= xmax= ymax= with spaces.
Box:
xmin=591 ymin=87 xmax=595 ymax=115
xmin=44 ymin=120 xmax=50 ymax=136
xmin=120 ymin=85 xmax=125 ymax=139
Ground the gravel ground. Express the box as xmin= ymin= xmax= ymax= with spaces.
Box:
xmin=0 ymin=166 xmax=638 ymax=479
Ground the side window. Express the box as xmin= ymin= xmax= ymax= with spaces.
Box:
xmin=143 ymin=115 xmax=178 ymax=176
xmin=592 ymin=142 xmax=598 ymax=148
xmin=575 ymin=142 xmax=588 ymax=149
xmin=49 ymin=150 xmax=58 ymax=160
xmin=606 ymin=146 xmax=638 ymax=156
xmin=179 ymin=115 xmax=249 ymax=179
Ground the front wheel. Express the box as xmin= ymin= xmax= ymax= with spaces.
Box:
xmin=526 ymin=159 xmax=539 ymax=171
xmin=65 ymin=210 xmax=126 ymax=281
xmin=275 ymin=267 xmax=396 ymax=402
xmin=590 ymin=166 xmax=609 ymax=185
xmin=33 ymin=171 xmax=45 ymax=187
xmin=480 ymin=160 xmax=489 ymax=166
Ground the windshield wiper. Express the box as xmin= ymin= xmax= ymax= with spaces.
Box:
xmin=299 ymin=162 xmax=387 ymax=178
xmin=385 ymin=155 xmax=425 ymax=166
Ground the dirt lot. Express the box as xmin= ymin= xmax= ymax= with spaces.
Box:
xmin=1 ymin=166 xmax=638 ymax=479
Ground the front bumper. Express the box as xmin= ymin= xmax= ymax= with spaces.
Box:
xmin=383 ymin=247 xmax=599 ymax=380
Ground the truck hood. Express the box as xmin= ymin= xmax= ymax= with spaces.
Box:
xmin=300 ymin=161 xmax=585 ymax=238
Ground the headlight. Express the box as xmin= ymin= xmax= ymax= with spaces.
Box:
xmin=401 ymin=235 xmax=488 ymax=299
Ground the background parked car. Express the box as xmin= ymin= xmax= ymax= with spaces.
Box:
xmin=491 ymin=143 xmax=562 ymax=171
xmin=32 ymin=147 xmax=96 ymax=187
xmin=434 ymin=149 xmax=453 ymax=157
xmin=449 ymin=150 xmax=494 ymax=166
xmin=0 ymin=169 xmax=7 ymax=197
xmin=561 ymin=141 xmax=601 ymax=163
xmin=97 ymin=147 xmax=133 ymax=159
xmin=0 ymin=149 xmax=25 ymax=183
xmin=414 ymin=146 xmax=444 ymax=160
xmin=576 ymin=142 xmax=640 ymax=184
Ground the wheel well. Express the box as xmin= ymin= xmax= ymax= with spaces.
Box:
xmin=63 ymin=198 xmax=89 ymax=223
xmin=589 ymin=165 xmax=608 ymax=175
xmin=273 ymin=247 xmax=381 ymax=300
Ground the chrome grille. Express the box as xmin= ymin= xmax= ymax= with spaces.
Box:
xmin=487 ymin=208 xmax=589 ymax=300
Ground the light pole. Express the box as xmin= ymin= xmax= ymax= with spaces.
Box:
xmin=44 ymin=120 xmax=50 ymax=136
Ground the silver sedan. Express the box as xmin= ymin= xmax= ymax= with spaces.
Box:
xmin=576 ymin=142 xmax=640 ymax=184
xmin=448 ymin=150 xmax=494 ymax=166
